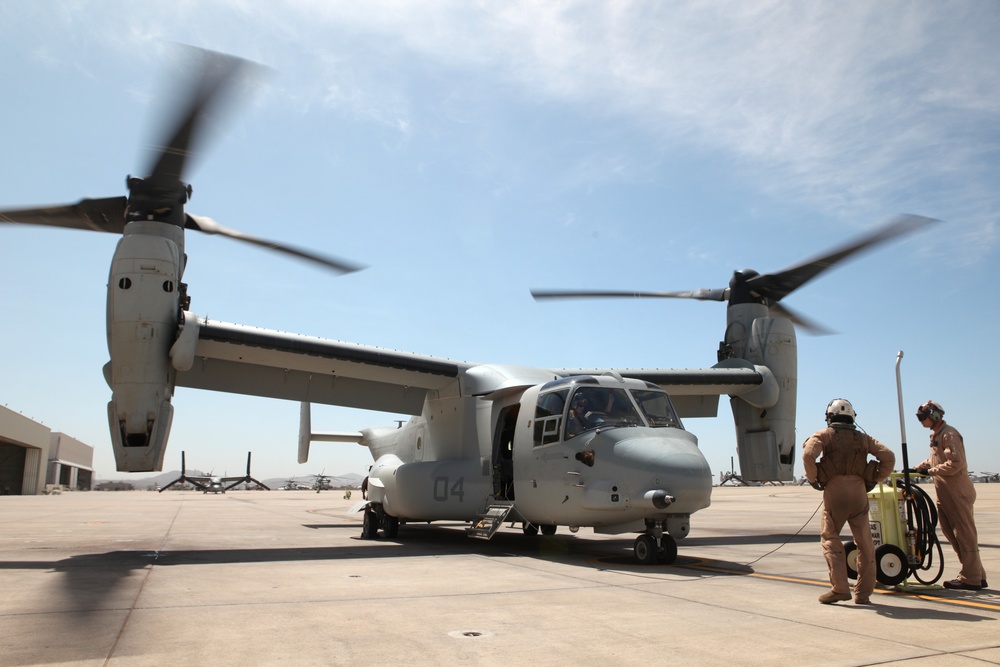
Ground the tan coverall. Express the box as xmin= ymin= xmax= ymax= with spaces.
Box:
xmin=917 ymin=422 xmax=986 ymax=586
xmin=803 ymin=425 xmax=895 ymax=600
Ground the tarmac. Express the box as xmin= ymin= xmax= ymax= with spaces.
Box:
xmin=1 ymin=483 xmax=998 ymax=667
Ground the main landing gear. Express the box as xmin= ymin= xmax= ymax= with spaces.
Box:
xmin=521 ymin=522 xmax=557 ymax=536
xmin=361 ymin=503 xmax=399 ymax=540
xmin=633 ymin=522 xmax=678 ymax=565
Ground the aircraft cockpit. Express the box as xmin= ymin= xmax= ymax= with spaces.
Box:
xmin=533 ymin=376 xmax=683 ymax=445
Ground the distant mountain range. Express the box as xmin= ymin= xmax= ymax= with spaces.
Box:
xmin=111 ymin=470 xmax=366 ymax=491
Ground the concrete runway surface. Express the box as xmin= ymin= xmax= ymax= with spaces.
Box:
xmin=1 ymin=484 xmax=998 ymax=666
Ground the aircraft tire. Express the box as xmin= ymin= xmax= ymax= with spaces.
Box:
xmin=522 ymin=523 xmax=539 ymax=536
xmin=362 ymin=507 xmax=379 ymax=539
xmin=657 ymin=534 xmax=678 ymax=565
xmin=384 ymin=514 xmax=399 ymax=539
xmin=634 ymin=534 xmax=657 ymax=565
xmin=540 ymin=524 xmax=557 ymax=536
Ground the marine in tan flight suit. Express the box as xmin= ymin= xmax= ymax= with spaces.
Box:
xmin=915 ymin=400 xmax=988 ymax=590
xmin=803 ymin=399 xmax=895 ymax=605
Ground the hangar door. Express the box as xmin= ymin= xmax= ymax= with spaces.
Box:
xmin=0 ymin=442 xmax=27 ymax=495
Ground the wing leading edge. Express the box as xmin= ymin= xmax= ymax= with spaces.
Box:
xmin=175 ymin=317 xmax=468 ymax=415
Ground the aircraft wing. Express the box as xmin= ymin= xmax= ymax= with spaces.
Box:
xmin=173 ymin=316 xmax=772 ymax=419
xmin=174 ymin=317 xmax=469 ymax=415
xmin=218 ymin=476 xmax=249 ymax=485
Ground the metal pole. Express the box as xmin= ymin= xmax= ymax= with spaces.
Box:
xmin=896 ymin=351 xmax=918 ymax=564
xmin=895 ymin=351 xmax=910 ymax=474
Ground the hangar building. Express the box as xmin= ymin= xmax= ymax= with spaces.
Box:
xmin=0 ymin=405 xmax=94 ymax=495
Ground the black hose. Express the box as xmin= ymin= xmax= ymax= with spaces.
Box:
xmin=895 ymin=478 xmax=944 ymax=584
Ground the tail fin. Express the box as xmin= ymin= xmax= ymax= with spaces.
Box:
xmin=297 ymin=402 xmax=365 ymax=464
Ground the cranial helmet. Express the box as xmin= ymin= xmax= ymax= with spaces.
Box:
xmin=825 ymin=398 xmax=856 ymax=425
xmin=916 ymin=400 xmax=945 ymax=423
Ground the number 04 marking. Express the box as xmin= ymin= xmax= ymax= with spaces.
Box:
xmin=433 ymin=476 xmax=465 ymax=502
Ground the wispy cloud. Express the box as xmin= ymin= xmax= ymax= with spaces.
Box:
xmin=10 ymin=0 xmax=998 ymax=255
xmin=243 ymin=1 xmax=999 ymax=237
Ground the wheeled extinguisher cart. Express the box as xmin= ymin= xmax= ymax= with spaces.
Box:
xmin=844 ymin=352 xmax=944 ymax=588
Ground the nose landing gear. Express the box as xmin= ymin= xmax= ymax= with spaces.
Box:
xmin=634 ymin=521 xmax=678 ymax=564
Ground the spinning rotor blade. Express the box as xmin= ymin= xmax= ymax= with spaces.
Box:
xmin=768 ymin=301 xmax=834 ymax=336
xmin=1 ymin=46 xmax=365 ymax=275
xmin=144 ymin=48 xmax=252 ymax=188
xmin=742 ymin=214 xmax=940 ymax=303
xmin=186 ymin=214 xmax=364 ymax=274
xmin=0 ymin=197 xmax=127 ymax=234
xmin=531 ymin=287 xmax=728 ymax=302
xmin=531 ymin=214 xmax=939 ymax=334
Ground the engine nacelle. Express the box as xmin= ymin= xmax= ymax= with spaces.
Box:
xmin=105 ymin=221 xmax=184 ymax=472
xmin=723 ymin=303 xmax=797 ymax=481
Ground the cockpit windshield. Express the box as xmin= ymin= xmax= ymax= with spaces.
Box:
xmin=630 ymin=389 xmax=683 ymax=429
xmin=566 ymin=386 xmax=642 ymax=438
xmin=534 ymin=379 xmax=684 ymax=446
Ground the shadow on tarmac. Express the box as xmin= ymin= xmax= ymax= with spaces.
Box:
xmin=0 ymin=522 xmax=775 ymax=612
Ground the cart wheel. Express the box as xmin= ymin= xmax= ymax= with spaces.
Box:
xmin=875 ymin=544 xmax=908 ymax=586
xmin=844 ymin=541 xmax=859 ymax=580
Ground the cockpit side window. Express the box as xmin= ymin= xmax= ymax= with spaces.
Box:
xmin=534 ymin=389 xmax=568 ymax=446
xmin=631 ymin=389 xmax=682 ymax=429
xmin=566 ymin=387 xmax=642 ymax=438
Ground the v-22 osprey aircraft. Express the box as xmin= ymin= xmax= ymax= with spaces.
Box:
xmin=158 ymin=451 xmax=269 ymax=493
xmin=0 ymin=48 xmax=937 ymax=563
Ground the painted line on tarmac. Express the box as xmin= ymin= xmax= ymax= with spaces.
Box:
xmin=881 ymin=590 xmax=1000 ymax=612
xmin=592 ymin=554 xmax=1000 ymax=612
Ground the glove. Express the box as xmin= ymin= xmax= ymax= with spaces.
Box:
xmin=809 ymin=480 xmax=824 ymax=491
xmin=865 ymin=480 xmax=877 ymax=492
xmin=916 ymin=466 xmax=930 ymax=476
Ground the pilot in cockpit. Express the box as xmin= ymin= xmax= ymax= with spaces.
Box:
xmin=566 ymin=392 xmax=601 ymax=438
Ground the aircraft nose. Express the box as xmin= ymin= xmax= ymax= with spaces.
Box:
xmin=610 ymin=433 xmax=713 ymax=512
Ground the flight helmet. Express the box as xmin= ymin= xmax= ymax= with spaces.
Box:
xmin=825 ymin=398 xmax=856 ymax=425
xmin=916 ymin=400 xmax=945 ymax=424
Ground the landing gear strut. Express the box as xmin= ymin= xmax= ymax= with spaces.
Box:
xmin=633 ymin=521 xmax=678 ymax=565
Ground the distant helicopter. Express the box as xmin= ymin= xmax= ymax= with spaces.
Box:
xmin=311 ymin=472 xmax=334 ymax=493
xmin=0 ymin=48 xmax=937 ymax=563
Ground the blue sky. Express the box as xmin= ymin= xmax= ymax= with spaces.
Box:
xmin=1 ymin=1 xmax=997 ymax=482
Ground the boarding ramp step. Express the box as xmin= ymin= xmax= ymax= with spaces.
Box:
xmin=467 ymin=502 xmax=516 ymax=540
